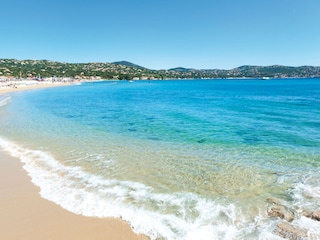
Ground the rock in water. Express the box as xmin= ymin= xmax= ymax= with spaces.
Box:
xmin=274 ymin=222 xmax=308 ymax=240
xmin=267 ymin=197 xmax=285 ymax=205
xmin=268 ymin=205 xmax=295 ymax=222
xmin=311 ymin=211 xmax=320 ymax=221
xmin=303 ymin=211 xmax=320 ymax=221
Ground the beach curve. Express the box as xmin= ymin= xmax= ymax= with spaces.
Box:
xmin=0 ymin=79 xmax=148 ymax=240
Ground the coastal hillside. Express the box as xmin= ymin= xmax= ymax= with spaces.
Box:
xmin=112 ymin=61 xmax=146 ymax=69
xmin=0 ymin=59 xmax=320 ymax=80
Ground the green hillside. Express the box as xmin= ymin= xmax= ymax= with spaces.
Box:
xmin=1 ymin=59 xmax=319 ymax=80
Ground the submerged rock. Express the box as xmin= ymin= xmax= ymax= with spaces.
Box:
xmin=274 ymin=222 xmax=308 ymax=240
xmin=267 ymin=197 xmax=295 ymax=222
xmin=268 ymin=205 xmax=295 ymax=222
xmin=267 ymin=197 xmax=285 ymax=205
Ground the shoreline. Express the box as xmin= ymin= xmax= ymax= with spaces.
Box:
xmin=0 ymin=79 xmax=75 ymax=94
xmin=0 ymin=82 xmax=148 ymax=240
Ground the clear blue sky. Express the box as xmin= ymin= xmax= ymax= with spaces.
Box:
xmin=1 ymin=0 xmax=319 ymax=69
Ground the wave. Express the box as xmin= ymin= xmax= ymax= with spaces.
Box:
xmin=0 ymin=137 xmax=319 ymax=239
xmin=0 ymin=95 xmax=11 ymax=107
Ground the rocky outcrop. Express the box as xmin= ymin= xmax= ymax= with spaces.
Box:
xmin=268 ymin=205 xmax=295 ymax=222
xmin=274 ymin=222 xmax=308 ymax=240
xmin=267 ymin=197 xmax=295 ymax=222
xmin=302 ymin=211 xmax=320 ymax=221
xmin=267 ymin=197 xmax=320 ymax=239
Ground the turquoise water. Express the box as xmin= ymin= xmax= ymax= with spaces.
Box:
xmin=0 ymin=79 xmax=320 ymax=239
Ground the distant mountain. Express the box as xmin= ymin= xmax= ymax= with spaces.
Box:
xmin=0 ymin=59 xmax=319 ymax=80
xmin=228 ymin=65 xmax=320 ymax=78
xmin=112 ymin=61 xmax=146 ymax=69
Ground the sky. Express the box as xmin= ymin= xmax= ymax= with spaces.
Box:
xmin=1 ymin=0 xmax=320 ymax=70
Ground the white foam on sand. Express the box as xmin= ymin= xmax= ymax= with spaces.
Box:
xmin=0 ymin=137 xmax=309 ymax=240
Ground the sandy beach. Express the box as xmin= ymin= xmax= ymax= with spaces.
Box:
xmin=0 ymin=81 xmax=147 ymax=240
xmin=0 ymin=79 xmax=74 ymax=94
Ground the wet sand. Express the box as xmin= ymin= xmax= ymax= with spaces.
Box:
xmin=0 ymin=82 xmax=147 ymax=240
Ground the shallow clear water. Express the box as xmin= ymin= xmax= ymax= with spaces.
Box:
xmin=0 ymin=79 xmax=320 ymax=239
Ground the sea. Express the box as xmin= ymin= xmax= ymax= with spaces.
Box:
xmin=0 ymin=79 xmax=319 ymax=239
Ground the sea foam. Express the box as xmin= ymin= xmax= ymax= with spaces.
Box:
xmin=0 ymin=136 xmax=276 ymax=240
xmin=1 ymin=136 xmax=318 ymax=239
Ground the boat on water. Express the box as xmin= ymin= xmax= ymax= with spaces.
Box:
xmin=261 ymin=77 xmax=271 ymax=80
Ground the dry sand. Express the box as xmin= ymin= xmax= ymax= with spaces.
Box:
xmin=0 ymin=82 xmax=148 ymax=240
xmin=0 ymin=80 xmax=73 ymax=94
